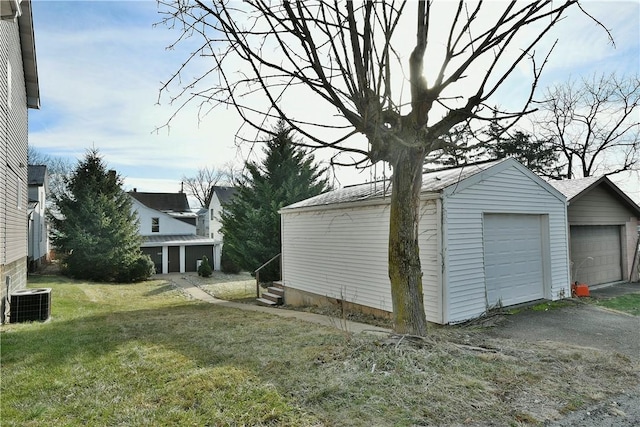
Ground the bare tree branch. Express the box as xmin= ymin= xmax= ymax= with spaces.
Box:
xmin=533 ymin=72 xmax=640 ymax=178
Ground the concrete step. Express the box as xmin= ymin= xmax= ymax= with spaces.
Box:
xmin=272 ymin=281 xmax=284 ymax=289
xmin=267 ymin=286 xmax=284 ymax=297
xmin=256 ymin=297 xmax=279 ymax=307
xmin=261 ymin=291 xmax=283 ymax=304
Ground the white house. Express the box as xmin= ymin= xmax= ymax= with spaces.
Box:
xmin=549 ymin=176 xmax=640 ymax=286
xmin=196 ymin=186 xmax=236 ymax=270
xmin=27 ymin=164 xmax=48 ymax=271
xmin=129 ymin=191 xmax=217 ymax=273
xmin=1 ymin=0 xmax=40 ymax=323
xmin=280 ymin=158 xmax=570 ymax=324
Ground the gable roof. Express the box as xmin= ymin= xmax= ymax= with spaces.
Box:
xmin=548 ymin=176 xmax=640 ymax=216
xmin=212 ymin=186 xmax=237 ymax=205
xmin=129 ymin=191 xmax=191 ymax=213
xmin=27 ymin=164 xmax=46 ymax=186
xmin=282 ymin=158 xmax=554 ymax=212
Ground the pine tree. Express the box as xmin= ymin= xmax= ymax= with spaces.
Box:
xmin=50 ymin=149 xmax=154 ymax=282
xmin=220 ymin=121 xmax=331 ymax=281
xmin=485 ymin=117 xmax=562 ymax=178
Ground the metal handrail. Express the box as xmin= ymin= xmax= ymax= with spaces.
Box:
xmin=254 ymin=253 xmax=281 ymax=298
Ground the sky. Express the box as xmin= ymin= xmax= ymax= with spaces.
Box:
xmin=28 ymin=1 xmax=640 ymax=205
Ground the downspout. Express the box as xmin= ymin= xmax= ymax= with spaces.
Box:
xmin=439 ymin=194 xmax=447 ymax=325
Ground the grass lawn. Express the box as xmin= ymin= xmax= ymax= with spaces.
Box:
xmin=2 ymin=276 xmax=639 ymax=426
xmin=594 ymin=293 xmax=640 ymax=316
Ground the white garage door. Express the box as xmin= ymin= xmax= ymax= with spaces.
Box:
xmin=570 ymin=225 xmax=622 ymax=286
xmin=484 ymin=214 xmax=545 ymax=307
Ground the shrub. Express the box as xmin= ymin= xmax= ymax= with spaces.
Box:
xmin=198 ymin=255 xmax=213 ymax=278
xmin=116 ymin=255 xmax=155 ymax=283
xmin=221 ymin=248 xmax=241 ymax=274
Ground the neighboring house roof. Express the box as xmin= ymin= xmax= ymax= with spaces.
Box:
xmin=282 ymin=159 xmax=527 ymax=211
xmin=129 ymin=191 xmax=192 ymax=213
xmin=27 ymin=164 xmax=46 ymax=186
xmin=140 ymin=234 xmax=217 ymax=247
xmin=548 ymin=176 xmax=640 ymax=217
xmin=15 ymin=0 xmax=40 ymax=109
xmin=212 ymin=186 xmax=237 ymax=205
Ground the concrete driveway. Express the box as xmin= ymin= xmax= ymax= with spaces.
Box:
xmin=487 ymin=282 xmax=640 ymax=360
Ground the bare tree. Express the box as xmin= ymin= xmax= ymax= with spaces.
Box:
xmin=533 ymin=72 xmax=640 ymax=178
xmin=27 ymin=146 xmax=73 ymax=206
xmin=182 ymin=165 xmax=232 ymax=207
xmin=157 ymin=0 xmax=605 ymax=335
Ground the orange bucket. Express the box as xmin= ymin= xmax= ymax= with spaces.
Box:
xmin=571 ymin=282 xmax=590 ymax=297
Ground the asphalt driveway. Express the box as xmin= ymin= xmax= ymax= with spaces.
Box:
xmin=487 ymin=283 xmax=640 ymax=360
xmin=486 ymin=283 xmax=640 ymax=426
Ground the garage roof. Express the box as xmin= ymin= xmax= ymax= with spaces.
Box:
xmin=548 ymin=176 xmax=640 ymax=217
xmin=141 ymin=234 xmax=217 ymax=247
xmin=282 ymin=159 xmax=507 ymax=211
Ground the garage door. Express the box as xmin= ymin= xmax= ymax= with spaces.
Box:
xmin=484 ymin=214 xmax=545 ymax=307
xmin=141 ymin=247 xmax=163 ymax=274
xmin=570 ymin=225 xmax=622 ymax=286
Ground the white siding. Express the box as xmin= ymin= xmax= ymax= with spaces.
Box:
xmin=443 ymin=163 xmax=569 ymax=323
xmin=28 ymin=183 xmax=48 ymax=262
xmin=282 ymin=204 xmax=392 ymax=312
xmin=131 ymin=198 xmax=196 ymax=236
xmin=1 ymin=17 xmax=31 ymax=322
xmin=282 ymin=199 xmax=442 ymax=322
xmin=209 ymin=193 xmax=223 ymax=242
xmin=1 ymin=18 xmax=29 ymax=265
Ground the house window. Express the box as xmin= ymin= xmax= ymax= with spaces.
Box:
xmin=210 ymin=233 xmax=214 ymax=239
xmin=210 ymin=209 xmax=214 ymax=217
xmin=151 ymin=217 xmax=159 ymax=233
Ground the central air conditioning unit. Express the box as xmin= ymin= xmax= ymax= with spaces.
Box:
xmin=10 ymin=288 xmax=52 ymax=323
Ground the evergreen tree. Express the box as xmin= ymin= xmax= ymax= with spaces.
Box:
xmin=220 ymin=121 xmax=331 ymax=281
xmin=485 ymin=117 xmax=562 ymax=178
xmin=50 ymin=149 xmax=154 ymax=282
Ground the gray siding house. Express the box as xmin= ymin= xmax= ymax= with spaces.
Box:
xmin=549 ymin=176 xmax=640 ymax=286
xmin=280 ymin=158 xmax=570 ymax=324
xmin=1 ymin=0 xmax=40 ymax=323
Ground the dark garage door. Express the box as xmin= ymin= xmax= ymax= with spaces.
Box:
xmin=141 ymin=246 xmax=163 ymax=274
xmin=168 ymin=246 xmax=180 ymax=273
xmin=185 ymin=245 xmax=214 ymax=272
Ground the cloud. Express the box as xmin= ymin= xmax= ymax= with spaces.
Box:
xmin=29 ymin=1 xmax=638 ymax=199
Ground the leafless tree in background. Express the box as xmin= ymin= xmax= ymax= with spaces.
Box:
xmin=533 ymin=72 xmax=640 ymax=179
xmin=27 ymin=146 xmax=73 ymax=207
xmin=157 ymin=0 xmax=606 ymax=335
xmin=182 ymin=164 xmax=236 ymax=207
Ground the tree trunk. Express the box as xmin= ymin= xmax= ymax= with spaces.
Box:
xmin=388 ymin=146 xmax=428 ymax=335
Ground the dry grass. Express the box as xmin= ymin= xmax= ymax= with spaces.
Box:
xmin=2 ymin=275 xmax=638 ymax=426
xmin=186 ymin=271 xmax=257 ymax=300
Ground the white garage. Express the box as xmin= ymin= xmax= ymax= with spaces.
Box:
xmin=280 ymin=158 xmax=570 ymax=324
xmin=550 ymin=177 xmax=640 ymax=286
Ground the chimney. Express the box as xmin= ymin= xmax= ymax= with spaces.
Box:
xmin=133 ymin=188 xmax=137 ymax=192
xmin=180 ymin=181 xmax=184 ymax=193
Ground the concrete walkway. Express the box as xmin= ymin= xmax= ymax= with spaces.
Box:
xmin=164 ymin=274 xmax=391 ymax=335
